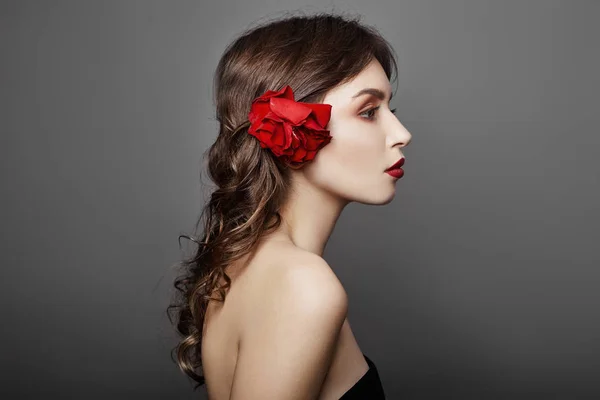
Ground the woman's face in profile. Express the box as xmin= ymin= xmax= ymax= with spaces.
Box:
xmin=302 ymin=58 xmax=412 ymax=205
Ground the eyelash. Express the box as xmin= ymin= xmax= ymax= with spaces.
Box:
xmin=360 ymin=106 xmax=397 ymax=121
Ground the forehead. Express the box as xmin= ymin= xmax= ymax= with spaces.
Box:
xmin=322 ymin=59 xmax=392 ymax=105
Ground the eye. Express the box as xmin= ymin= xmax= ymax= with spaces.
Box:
xmin=359 ymin=106 xmax=380 ymax=120
xmin=359 ymin=107 xmax=397 ymax=121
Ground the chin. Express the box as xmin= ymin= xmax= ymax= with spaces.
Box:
xmin=356 ymin=189 xmax=397 ymax=206
xmin=377 ymin=192 xmax=397 ymax=205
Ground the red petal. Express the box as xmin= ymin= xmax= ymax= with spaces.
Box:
xmin=283 ymin=123 xmax=295 ymax=148
xmin=279 ymin=85 xmax=295 ymax=100
xmin=272 ymin=125 xmax=285 ymax=146
xmin=270 ymin=97 xmax=312 ymax=125
xmin=293 ymin=147 xmax=307 ymax=161
xmin=263 ymin=110 xmax=284 ymax=123
xmin=253 ymin=85 xmax=295 ymax=103
xmin=301 ymin=116 xmax=323 ymax=131
xmin=248 ymin=102 xmax=270 ymax=124
xmin=250 ymin=119 xmax=276 ymax=136
xmin=306 ymin=103 xmax=332 ymax=128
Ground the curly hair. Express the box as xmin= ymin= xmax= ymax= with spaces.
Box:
xmin=166 ymin=11 xmax=398 ymax=389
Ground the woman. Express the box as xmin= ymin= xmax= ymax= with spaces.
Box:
xmin=168 ymin=12 xmax=412 ymax=399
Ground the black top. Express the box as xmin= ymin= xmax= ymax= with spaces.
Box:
xmin=338 ymin=353 xmax=386 ymax=399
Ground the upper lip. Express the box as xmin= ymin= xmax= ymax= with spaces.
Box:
xmin=385 ymin=157 xmax=405 ymax=171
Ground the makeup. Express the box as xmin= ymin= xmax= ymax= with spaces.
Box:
xmin=386 ymin=168 xmax=404 ymax=178
xmin=385 ymin=157 xmax=405 ymax=179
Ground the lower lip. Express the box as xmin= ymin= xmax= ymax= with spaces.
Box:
xmin=386 ymin=168 xmax=404 ymax=179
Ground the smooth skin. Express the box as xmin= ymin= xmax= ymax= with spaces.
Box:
xmin=228 ymin=252 xmax=347 ymax=399
xmin=202 ymin=58 xmax=412 ymax=399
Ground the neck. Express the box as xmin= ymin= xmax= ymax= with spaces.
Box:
xmin=271 ymin=174 xmax=349 ymax=257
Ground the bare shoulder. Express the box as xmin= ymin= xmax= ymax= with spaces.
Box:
xmin=229 ymin=246 xmax=348 ymax=399
xmin=277 ymin=250 xmax=348 ymax=308
xmin=241 ymin=244 xmax=347 ymax=318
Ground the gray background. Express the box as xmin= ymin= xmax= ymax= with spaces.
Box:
xmin=1 ymin=0 xmax=599 ymax=399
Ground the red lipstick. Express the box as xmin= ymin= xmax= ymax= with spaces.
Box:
xmin=385 ymin=157 xmax=405 ymax=179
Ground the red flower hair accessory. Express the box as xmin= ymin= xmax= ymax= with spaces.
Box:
xmin=247 ymin=85 xmax=332 ymax=168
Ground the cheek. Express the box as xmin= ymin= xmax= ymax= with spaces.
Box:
xmin=306 ymin=121 xmax=384 ymax=190
xmin=328 ymin=122 xmax=382 ymax=168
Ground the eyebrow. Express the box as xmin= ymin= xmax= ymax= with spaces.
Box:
xmin=351 ymin=87 xmax=393 ymax=102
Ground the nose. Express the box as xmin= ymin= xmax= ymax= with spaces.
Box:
xmin=387 ymin=115 xmax=412 ymax=149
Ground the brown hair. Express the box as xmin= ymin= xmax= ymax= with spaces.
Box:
xmin=167 ymin=11 xmax=398 ymax=389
